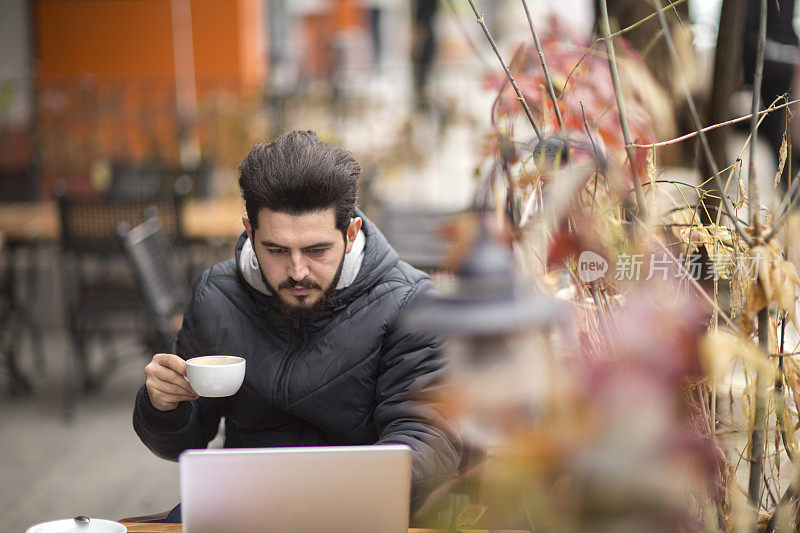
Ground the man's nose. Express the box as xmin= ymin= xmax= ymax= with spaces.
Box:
xmin=288 ymin=253 xmax=309 ymax=281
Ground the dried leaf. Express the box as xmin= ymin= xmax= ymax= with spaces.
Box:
xmin=785 ymin=359 xmax=800 ymax=414
xmin=645 ymin=147 xmax=657 ymax=184
xmin=751 ymin=246 xmax=773 ymax=299
xmin=778 ymin=260 xmax=800 ymax=330
xmin=774 ymin=132 xmax=788 ymax=188
xmin=786 ymin=213 xmax=800 ymax=266
xmin=776 ymin=391 xmax=800 ymax=459
xmin=700 ymin=331 xmax=769 ymax=383
xmin=736 ymin=167 xmax=748 ymax=210
xmin=742 ymin=378 xmax=755 ymax=423
xmin=730 ymin=264 xmax=747 ymax=319
xmin=670 ymin=208 xmax=697 ymax=242
xmin=674 ymin=220 xmax=737 ymax=256
xmin=769 ymin=316 xmax=778 ymax=354
xmin=699 ymin=331 xmax=743 ymax=379
xmin=738 ymin=281 xmax=767 ymax=335
xmin=746 ymin=244 xmax=800 ymax=330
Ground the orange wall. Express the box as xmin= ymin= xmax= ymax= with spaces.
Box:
xmin=238 ymin=0 xmax=265 ymax=87
xmin=35 ymin=0 xmax=264 ymax=86
xmin=35 ymin=0 xmax=176 ymax=79
xmin=31 ymin=0 xmax=266 ymax=194
xmin=192 ymin=0 xmax=243 ymax=82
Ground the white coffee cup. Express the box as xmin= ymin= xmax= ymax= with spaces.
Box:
xmin=186 ymin=355 xmax=246 ymax=397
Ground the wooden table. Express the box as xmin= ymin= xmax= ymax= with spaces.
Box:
xmin=121 ymin=523 xmax=529 ymax=533
xmin=0 ymin=198 xmax=245 ymax=244
xmin=0 ymin=198 xmax=245 ymax=399
xmin=122 ymin=525 xmax=182 ymax=532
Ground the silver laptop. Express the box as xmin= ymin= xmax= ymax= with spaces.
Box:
xmin=179 ymin=445 xmax=412 ymax=533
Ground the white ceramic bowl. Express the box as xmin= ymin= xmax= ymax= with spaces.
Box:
xmin=26 ymin=518 xmax=127 ymax=533
xmin=186 ymin=355 xmax=246 ymax=397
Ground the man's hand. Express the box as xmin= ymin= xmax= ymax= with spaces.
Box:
xmin=144 ymin=353 xmax=200 ymax=411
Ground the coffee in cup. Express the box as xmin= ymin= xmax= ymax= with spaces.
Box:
xmin=186 ymin=355 xmax=245 ymax=397
xmin=189 ymin=356 xmax=235 ymax=366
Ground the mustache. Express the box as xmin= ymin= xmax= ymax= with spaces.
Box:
xmin=278 ymin=277 xmax=321 ymax=291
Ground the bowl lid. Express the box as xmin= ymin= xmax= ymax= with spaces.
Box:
xmin=26 ymin=518 xmax=127 ymax=533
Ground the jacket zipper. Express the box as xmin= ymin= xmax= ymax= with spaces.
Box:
xmin=274 ymin=321 xmax=306 ymax=409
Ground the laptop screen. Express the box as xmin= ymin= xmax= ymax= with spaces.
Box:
xmin=179 ymin=445 xmax=412 ymax=533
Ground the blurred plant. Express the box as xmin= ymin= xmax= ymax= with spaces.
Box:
xmin=416 ymin=1 xmax=800 ymax=531
xmin=0 ymin=80 xmax=18 ymax=116
xmin=483 ymin=17 xmax=672 ymax=183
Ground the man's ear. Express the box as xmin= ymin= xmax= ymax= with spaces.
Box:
xmin=243 ymin=216 xmax=253 ymax=242
xmin=345 ymin=217 xmax=362 ymax=254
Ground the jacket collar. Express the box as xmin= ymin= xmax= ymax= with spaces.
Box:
xmin=238 ymin=224 xmax=366 ymax=295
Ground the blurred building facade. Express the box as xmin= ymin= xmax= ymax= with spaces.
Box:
xmin=0 ymin=0 xmax=398 ymax=198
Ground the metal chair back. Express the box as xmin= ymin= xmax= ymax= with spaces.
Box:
xmin=379 ymin=206 xmax=455 ymax=272
xmin=54 ymin=186 xmax=185 ymax=415
xmin=118 ymin=217 xmax=190 ymax=352
xmin=109 ymin=161 xmax=166 ymax=201
xmin=57 ymin=193 xmax=184 ymax=256
xmin=0 ymin=166 xmax=37 ymax=202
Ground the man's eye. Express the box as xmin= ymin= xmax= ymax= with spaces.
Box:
xmin=267 ymin=248 xmax=288 ymax=255
xmin=306 ymin=248 xmax=326 ymax=256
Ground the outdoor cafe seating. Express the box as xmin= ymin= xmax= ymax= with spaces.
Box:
xmin=55 ymin=181 xmax=188 ymax=419
xmin=117 ymin=217 xmax=190 ymax=355
xmin=0 ymin=165 xmax=44 ymax=396
xmin=0 ymin=162 xmax=240 ymax=420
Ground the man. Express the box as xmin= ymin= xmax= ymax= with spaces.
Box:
xmin=132 ymin=130 xmax=461 ymax=517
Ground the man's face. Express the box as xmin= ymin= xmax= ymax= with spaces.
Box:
xmin=244 ymin=208 xmax=361 ymax=320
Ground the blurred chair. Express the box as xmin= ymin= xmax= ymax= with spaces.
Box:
xmin=0 ymin=241 xmax=36 ymax=395
xmin=0 ymin=165 xmax=43 ymax=395
xmin=165 ymin=159 xmax=214 ymax=199
xmin=56 ymin=185 xmax=185 ymax=418
xmin=109 ymin=161 xmax=166 ymax=201
xmin=110 ymin=159 xmax=214 ymax=201
xmin=0 ymin=166 xmax=38 ymax=202
xmin=378 ymin=206 xmax=455 ymax=272
xmin=117 ymin=217 xmax=190 ymax=354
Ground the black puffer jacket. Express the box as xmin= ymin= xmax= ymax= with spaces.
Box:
xmin=133 ymin=212 xmax=461 ymax=511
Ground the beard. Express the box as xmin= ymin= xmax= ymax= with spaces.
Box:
xmin=259 ymin=250 xmax=346 ymax=322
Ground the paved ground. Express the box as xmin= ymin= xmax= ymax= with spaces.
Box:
xmin=0 ymin=331 xmax=180 ymax=531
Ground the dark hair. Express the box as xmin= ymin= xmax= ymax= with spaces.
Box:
xmin=238 ymin=130 xmax=360 ymax=234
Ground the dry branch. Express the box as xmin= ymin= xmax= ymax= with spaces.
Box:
xmin=597 ymin=0 xmax=648 ymax=220
xmin=632 ymin=98 xmax=800 ymax=149
xmin=747 ymin=0 xmax=769 ymax=517
xmin=466 ymin=0 xmax=543 ymax=142
xmin=650 ymin=0 xmax=754 ymax=248
xmin=520 ymin=0 xmax=563 ymax=132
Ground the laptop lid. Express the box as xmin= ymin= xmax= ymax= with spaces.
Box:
xmin=179 ymin=445 xmax=412 ymax=533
